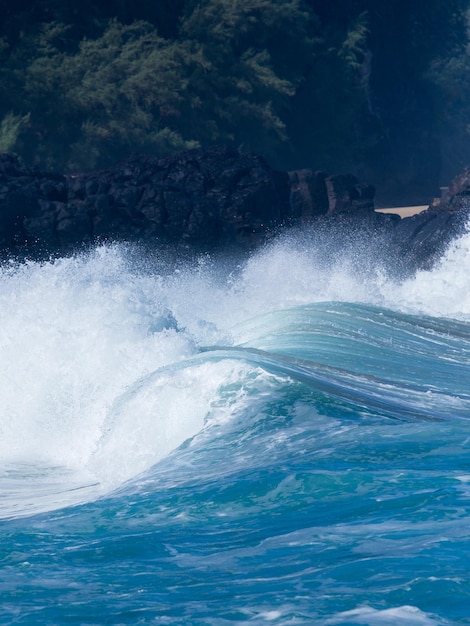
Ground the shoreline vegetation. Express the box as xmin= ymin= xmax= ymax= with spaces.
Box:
xmin=1 ymin=1 xmax=470 ymax=207
xmin=1 ymin=1 xmax=470 ymax=268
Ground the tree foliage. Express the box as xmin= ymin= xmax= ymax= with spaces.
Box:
xmin=0 ymin=0 xmax=469 ymax=190
xmin=16 ymin=20 xmax=195 ymax=170
xmin=0 ymin=0 xmax=317 ymax=171
xmin=0 ymin=112 xmax=30 ymax=153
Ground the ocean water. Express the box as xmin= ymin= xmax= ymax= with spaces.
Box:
xmin=1 ymin=223 xmax=470 ymax=625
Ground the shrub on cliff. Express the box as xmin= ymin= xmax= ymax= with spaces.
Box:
xmin=1 ymin=0 xmax=468 ymax=188
xmin=0 ymin=0 xmax=315 ymax=172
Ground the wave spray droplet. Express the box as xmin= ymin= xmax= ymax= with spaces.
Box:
xmin=2 ymin=225 xmax=470 ymax=623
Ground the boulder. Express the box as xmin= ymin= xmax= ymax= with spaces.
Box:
xmin=388 ymin=170 xmax=470 ymax=270
xmin=0 ymin=153 xmax=66 ymax=252
xmin=325 ymin=174 xmax=375 ymax=214
xmin=288 ymin=170 xmax=328 ymax=219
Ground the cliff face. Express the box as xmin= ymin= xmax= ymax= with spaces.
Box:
xmin=0 ymin=147 xmax=285 ymax=254
xmin=0 ymin=146 xmax=375 ymax=255
xmin=389 ymin=171 xmax=470 ymax=270
xmin=0 ymin=146 xmax=468 ymax=269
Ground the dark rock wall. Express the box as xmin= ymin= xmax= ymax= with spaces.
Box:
xmin=0 ymin=146 xmax=468 ymax=270
xmin=0 ymin=146 xmax=372 ymax=257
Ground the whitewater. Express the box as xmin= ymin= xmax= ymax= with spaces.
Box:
xmin=1 ymin=222 xmax=470 ymax=624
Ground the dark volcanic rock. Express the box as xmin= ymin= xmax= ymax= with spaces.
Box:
xmin=0 ymin=147 xmax=371 ymax=257
xmin=0 ymin=146 xmax=468 ymax=270
xmin=0 ymin=147 xmax=293 ymax=256
xmin=0 ymin=153 xmax=67 ymax=252
xmin=325 ymin=174 xmax=375 ymax=214
xmin=288 ymin=170 xmax=329 ymax=219
xmin=67 ymin=146 xmax=291 ymax=249
xmin=287 ymin=170 xmax=376 ymax=220
xmin=389 ymin=172 xmax=470 ymax=270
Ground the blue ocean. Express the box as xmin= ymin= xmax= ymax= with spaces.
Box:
xmin=1 ymin=224 xmax=470 ymax=625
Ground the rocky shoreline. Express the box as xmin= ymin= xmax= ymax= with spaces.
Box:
xmin=0 ymin=145 xmax=469 ymax=269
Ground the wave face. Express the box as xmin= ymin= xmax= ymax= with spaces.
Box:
xmin=1 ymin=226 xmax=470 ymax=624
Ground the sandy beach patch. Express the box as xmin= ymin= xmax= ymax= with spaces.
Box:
xmin=375 ymin=205 xmax=429 ymax=218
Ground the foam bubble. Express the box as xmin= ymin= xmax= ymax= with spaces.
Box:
xmin=0 ymin=246 xmax=196 ymax=475
xmin=1 ymin=221 xmax=470 ymax=508
xmin=380 ymin=228 xmax=470 ymax=319
xmin=325 ymin=604 xmax=443 ymax=625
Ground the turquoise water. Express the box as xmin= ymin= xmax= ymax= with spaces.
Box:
xmin=1 ymin=228 xmax=470 ymax=624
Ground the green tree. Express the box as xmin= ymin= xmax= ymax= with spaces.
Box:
xmin=176 ymin=0 xmax=315 ymax=154
xmin=0 ymin=112 xmax=30 ymax=153
xmin=285 ymin=8 xmax=374 ymax=172
xmin=2 ymin=0 xmax=316 ymax=171
xmin=19 ymin=20 xmax=196 ymax=170
xmin=2 ymin=0 xmax=468 ymax=196
xmin=293 ymin=0 xmax=470 ymax=200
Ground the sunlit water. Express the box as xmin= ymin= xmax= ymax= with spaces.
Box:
xmin=1 ymin=223 xmax=470 ymax=624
